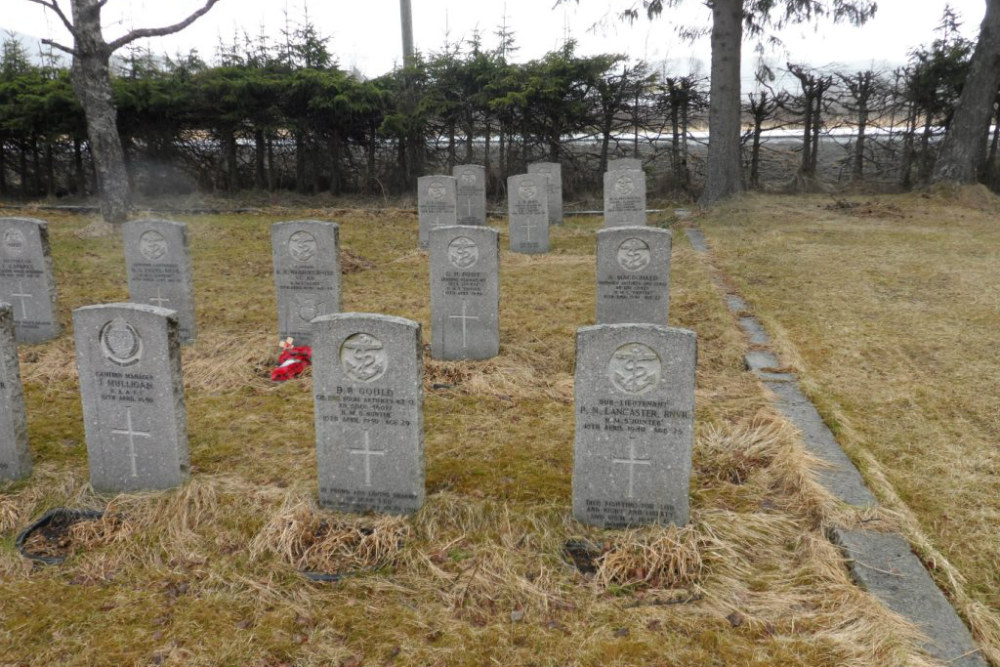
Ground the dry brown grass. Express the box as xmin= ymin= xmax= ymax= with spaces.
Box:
xmin=702 ymin=188 xmax=1000 ymax=664
xmin=0 ymin=203 xmax=950 ymax=666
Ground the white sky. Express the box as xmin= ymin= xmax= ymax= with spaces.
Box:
xmin=6 ymin=0 xmax=986 ymax=85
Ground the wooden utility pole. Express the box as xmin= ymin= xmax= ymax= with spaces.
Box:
xmin=399 ymin=0 xmax=414 ymax=66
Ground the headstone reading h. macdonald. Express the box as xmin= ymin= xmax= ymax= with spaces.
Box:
xmin=604 ymin=169 xmax=647 ymax=228
xmin=573 ymin=323 xmax=696 ymax=528
xmin=607 ymin=157 xmax=643 ymax=173
xmin=452 ymin=164 xmax=487 ymax=226
xmin=312 ymin=313 xmax=424 ymax=515
xmin=0 ymin=303 xmax=31 ymax=481
xmin=272 ymin=220 xmax=341 ymax=347
xmin=418 ymin=175 xmax=458 ymax=248
xmin=507 ymin=173 xmax=550 ymax=254
xmin=0 ymin=217 xmax=59 ymax=344
xmin=429 ymin=226 xmax=500 ymax=360
xmin=74 ymin=303 xmax=188 ymax=492
xmin=122 ymin=219 xmax=197 ymax=343
xmin=596 ymin=227 xmax=672 ymax=325
xmin=527 ymin=161 xmax=563 ymax=225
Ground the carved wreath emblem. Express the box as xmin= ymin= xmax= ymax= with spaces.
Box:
xmin=100 ymin=318 xmax=143 ymax=367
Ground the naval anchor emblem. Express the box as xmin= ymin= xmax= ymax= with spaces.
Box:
xmin=609 ymin=343 xmax=660 ymax=395
xmin=340 ymin=333 xmax=387 ymax=383
xmin=447 ymin=236 xmax=479 ymax=269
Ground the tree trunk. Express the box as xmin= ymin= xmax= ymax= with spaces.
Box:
xmin=698 ymin=0 xmax=744 ymax=206
xmin=932 ymin=0 xmax=1000 ymax=183
xmin=854 ymin=104 xmax=868 ymax=179
xmin=223 ymin=128 xmax=238 ymax=192
xmin=0 ymin=136 xmax=6 ymax=195
xmin=254 ymin=129 xmax=266 ymax=190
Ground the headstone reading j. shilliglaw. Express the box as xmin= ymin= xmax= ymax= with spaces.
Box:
xmin=429 ymin=226 xmax=500 ymax=361
xmin=452 ymin=164 xmax=487 ymax=226
xmin=418 ymin=175 xmax=458 ymax=248
xmin=527 ymin=161 xmax=563 ymax=225
xmin=507 ymin=173 xmax=550 ymax=254
xmin=0 ymin=217 xmax=60 ymax=344
xmin=272 ymin=220 xmax=341 ymax=347
xmin=607 ymin=157 xmax=642 ymax=173
xmin=312 ymin=313 xmax=424 ymax=515
xmin=604 ymin=170 xmax=647 ymax=228
xmin=596 ymin=227 xmax=672 ymax=325
xmin=122 ymin=219 xmax=197 ymax=343
xmin=0 ymin=302 xmax=31 ymax=481
xmin=573 ymin=323 xmax=696 ymax=528
xmin=74 ymin=303 xmax=189 ymax=492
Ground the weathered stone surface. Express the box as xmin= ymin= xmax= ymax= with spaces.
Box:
xmin=607 ymin=158 xmax=642 ymax=173
xmin=507 ymin=173 xmax=550 ymax=254
xmin=604 ymin=170 xmax=647 ymax=227
xmin=271 ymin=220 xmax=341 ymax=347
xmin=74 ymin=303 xmax=188 ymax=492
xmin=429 ymin=226 xmax=500 ymax=360
xmin=527 ymin=161 xmax=563 ymax=225
xmin=0 ymin=217 xmax=60 ymax=343
xmin=122 ymin=219 xmax=197 ymax=343
xmin=596 ymin=227 xmax=671 ymax=325
xmin=573 ymin=324 xmax=696 ymax=527
xmin=312 ymin=313 xmax=424 ymax=515
xmin=452 ymin=164 xmax=487 ymax=226
xmin=0 ymin=302 xmax=30 ymax=480
xmin=418 ymin=175 xmax=458 ymax=248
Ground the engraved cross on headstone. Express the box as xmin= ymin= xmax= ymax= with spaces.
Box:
xmin=9 ymin=281 xmax=32 ymax=318
xmin=448 ymin=299 xmax=479 ymax=348
xmin=612 ymin=435 xmax=651 ymax=499
xmin=348 ymin=430 xmax=385 ymax=487
xmin=111 ymin=407 xmax=153 ymax=478
xmin=521 ymin=218 xmax=538 ymax=243
xmin=148 ymin=286 xmax=171 ymax=308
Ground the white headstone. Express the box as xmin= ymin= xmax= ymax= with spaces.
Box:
xmin=607 ymin=158 xmax=642 ymax=173
xmin=604 ymin=170 xmax=647 ymax=227
xmin=452 ymin=164 xmax=487 ymax=226
xmin=271 ymin=220 xmax=341 ymax=347
xmin=507 ymin=173 xmax=550 ymax=254
xmin=596 ymin=227 xmax=672 ymax=324
xmin=0 ymin=217 xmax=60 ymax=343
xmin=418 ymin=175 xmax=458 ymax=248
xmin=0 ymin=302 xmax=30 ymax=480
xmin=527 ymin=162 xmax=563 ymax=225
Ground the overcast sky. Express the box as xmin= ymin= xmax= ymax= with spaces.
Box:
xmin=7 ymin=0 xmax=986 ymax=84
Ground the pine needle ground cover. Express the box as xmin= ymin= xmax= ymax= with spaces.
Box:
xmin=0 ymin=204 xmax=935 ymax=666
xmin=700 ymin=188 xmax=1000 ymax=663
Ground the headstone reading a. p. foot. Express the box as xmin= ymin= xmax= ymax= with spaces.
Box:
xmin=429 ymin=226 xmax=500 ymax=360
xmin=507 ymin=173 xmax=550 ymax=254
xmin=74 ymin=303 xmax=189 ymax=492
xmin=527 ymin=161 xmax=563 ymax=225
xmin=607 ymin=158 xmax=642 ymax=173
xmin=418 ymin=175 xmax=458 ymax=249
xmin=604 ymin=170 xmax=647 ymax=228
xmin=271 ymin=220 xmax=341 ymax=347
xmin=0 ymin=217 xmax=60 ymax=343
xmin=312 ymin=313 xmax=424 ymax=515
xmin=123 ymin=219 xmax=196 ymax=343
xmin=0 ymin=302 xmax=30 ymax=481
xmin=453 ymin=164 xmax=487 ymax=226
xmin=596 ymin=227 xmax=672 ymax=325
xmin=573 ymin=323 xmax=696 ymax=528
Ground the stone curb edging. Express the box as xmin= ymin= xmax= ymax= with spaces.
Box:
xmin=684 ymin=227 xmax=988 ymax=667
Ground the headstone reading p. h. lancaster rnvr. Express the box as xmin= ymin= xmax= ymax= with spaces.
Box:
xmin=429 ymin=226 xmax=500 ymax=360
xmin=453 ymin=164 xmax=487 ymax=226
xmin=596 ymin=227 xmax=672 ymax=325
xmin=418 ymin=175 xmax=458 ymax=248
xmin=123 ymin=219 xmax=197 ymax=343
xmin=0 ymin=302 xmax=31 ymax=481
xmin=74 ymin=303 xmax=189 ymax=492
xmin=0 ymin=217 xmax=60 ymax=343
xmin=604 ymin=170 xmax=647 ymax=228
xmin=272 ymin=220 xmax=341 ymax=347
xmin=527 ymin=161 xmax=563 ymax=225
xmin=312 ymin=313 xmax=424 ymax=515
xmin=507 ymin=173 xmax=550 ymax=254
xmin=573 ymin=323 xmax=696 ymax=528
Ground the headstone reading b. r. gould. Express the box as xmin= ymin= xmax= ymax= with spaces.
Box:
xmin=573 ymin=323 xmax=696 ymax=528
xmin=123 ymin=219 xmax=197 ymax=343
xmin=429 ymin=225 xmax=500 ymax=360
xmin=418 ymin=175 xmax=458 ymax=248
xmin=596 ymin=227 xmax=672 ymax=325
xmin=312 ymin=313 xmax=424 ymax=515
xmin=0 ymin=302 xmax=31 ymax=480
xmin=507 ymin=173 xmax=550 ymax=254
xmin=74 ymin=303 xmax=189 ymax=492
xmin=271 ymin=220 xmax=341 ymax=347
xmin=0 ymin=217 xmax=60 ymax=344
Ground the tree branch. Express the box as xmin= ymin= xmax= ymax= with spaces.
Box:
xmin=41 ymin=37 xmax=76 ymax=55
xmin=24 ymin=0 xmax=77 ymax=38
xmin=108 ymin=0 xmax=223 ymax=52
